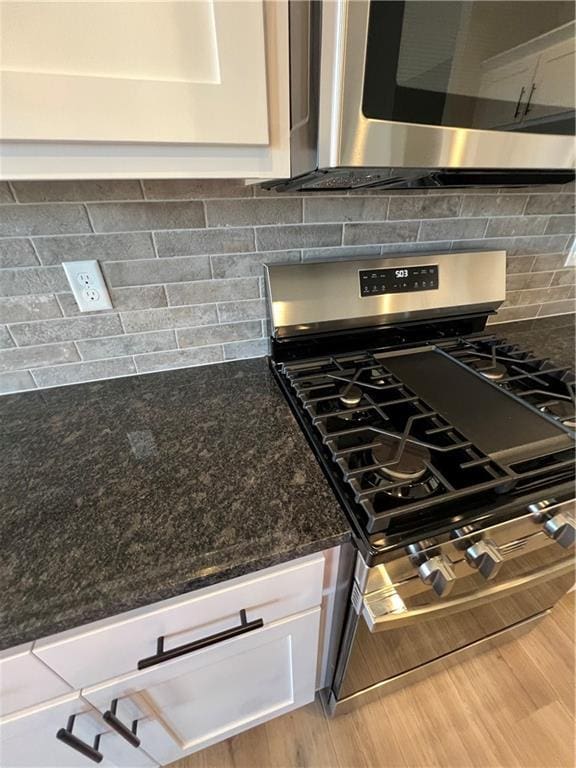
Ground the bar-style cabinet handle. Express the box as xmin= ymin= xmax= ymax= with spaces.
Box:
xmin=137 ymin=609 xmax=264 ymax=670
xmin=103 ymin=699 xmax=141 ymax=748
xmin=56 ymin=715 xmax=104 ymax=764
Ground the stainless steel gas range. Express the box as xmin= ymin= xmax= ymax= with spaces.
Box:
xmin=266 ymin=251 xmax=575 ymax=716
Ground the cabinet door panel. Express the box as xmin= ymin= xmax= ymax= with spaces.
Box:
xmin=83 ymin=610 xmax=320 ymax=763
xmin=533 ymin=38 xmax=575 ymax=111
xmin=0 ymin=643 xmax=72 ymax=716
xmin=35 ymin=555 xmax=324 ymax=690
xmin=0 ymin=1 xmax=269 ymax=144
xmin=0 ymin=693 xmax=157 ymax=768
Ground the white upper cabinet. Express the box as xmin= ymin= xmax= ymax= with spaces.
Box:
xmin=0 ymin=1 xmax=290 ymax=179
xmin=1 ymin=1 xmax=268 ymax=144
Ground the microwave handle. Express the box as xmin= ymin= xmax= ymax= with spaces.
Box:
xmin=362 ymin=558 xmax=573 ymax=633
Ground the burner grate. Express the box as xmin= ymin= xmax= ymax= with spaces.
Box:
xmin=281 ymin=350 xmax=512 ymax=533
xmin=443 ymin=336 xmax=576 ymax=430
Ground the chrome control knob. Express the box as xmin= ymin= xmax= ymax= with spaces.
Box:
xmin=418 ymin=555 xmax=456 ymax=598
xmin=544 ymin=513 xmax=576 ymax=549
xmin=465 ymin=539 xmax=503 ymax=580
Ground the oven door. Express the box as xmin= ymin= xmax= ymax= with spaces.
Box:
xmin=329 ymin=534 xmax=574 ymax=713
xmin=319 ymin=0 xmax=575 ymax=170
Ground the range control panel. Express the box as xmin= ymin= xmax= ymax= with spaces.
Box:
xmin=359 ymin=265 xmax=439 ymax=296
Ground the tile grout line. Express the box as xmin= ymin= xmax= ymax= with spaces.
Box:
xmin=83 ymin=204 xmax=97 ymax=234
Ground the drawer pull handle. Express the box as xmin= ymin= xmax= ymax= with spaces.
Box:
xmin=56 ymin=715 xmax=104 ymax=764
xmin=137 ymin=609 xmax=264 ymax=670
xmin=103 ymin=699 xmax=141 ymax=748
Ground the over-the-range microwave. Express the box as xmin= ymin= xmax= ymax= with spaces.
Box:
xmin=265 ymin=0 xmax=576 ymax=191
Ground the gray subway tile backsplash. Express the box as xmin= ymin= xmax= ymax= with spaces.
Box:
xmin=0 ymin=266 xmax=69 ymax=297
xmin=0 ymin=342 xmax=79 ymax=373
xmin=34 ymin=232 xmax=156 ymax=265
xmin=76 ymin=330 xmax=176 ymax=360
xmin=88 ymin=201 xmax=205 ymax=233
xmin=134 ymin=344 xmax=223 ymax=374
xmin=0 ymin=204 xmax=92 ymax=237
xmin=0 ymin=294 xmax=63 ymax=323
xmin=11 ymin=180 xmax=143 ymax=203
xmin=206 ymin=198 xmax=302 ymax=227
xmin=459 ymin=195 xmax=528 ymax=217
xmin=524 ymin=194 xmax=575 ymax=215
xmin=217 ymin=299 xmax=267 ymax=323
xmin=0 ymin=238 xmax=38 ymax=268
xmin=256 ymin=223 xmax=342 ymax=251
xmin=32 ymin=356 xmax=137 ymax=388
xmin=485 ymin=216 xmax=549 ymax=238
xmin=344 ymin=221 xmax=419 ymax=245
xmin=0 ymin=326 xmax=14 ymax=349
xmin=155 ymin=227 xmax=255 ymax=258
xmin=121 ymin=304 xmax=218 ymax=334
xmin=166 ymin=277 xmax=259 ymax=306
xmin=0 ymin=183 xmax=15 ymax=204
xmin=545 ymin=215 xmax=576 ymax=235
xmin=0 ymin=179 xmax=573 ymax=393
xmin=104 ymin=255 xmax=210 ymax=288
xmin=177 ymin=320 xmax=262 ymax=349
xmin=303 ymin=196 xmax=389 ymax=223
xmin=210 ymin=249 xmax=300 ymax=278
xmin=419 ymin=217 xmax=488 ymax=241
xmin=0 ymin=370 xmax=36 ymax=394
xmin=387 ymin=195 xmax=460 ymax=220
xmin=10 ymin=314 xmax=123 ymax=347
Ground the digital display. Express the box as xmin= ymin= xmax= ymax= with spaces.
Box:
xmin=359 ymin=265 xmax=439 ymax=296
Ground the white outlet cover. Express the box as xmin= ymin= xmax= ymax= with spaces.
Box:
xmin=62 ymin=260 xmax=113 ymax=312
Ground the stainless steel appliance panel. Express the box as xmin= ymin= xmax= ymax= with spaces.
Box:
xmin=334 ymin=550 xmax=574 ymax=701
xmin=266 ymin=250 xmax=506 ymax=338
xmin=318 ymin=0 xmax=575 ymax=171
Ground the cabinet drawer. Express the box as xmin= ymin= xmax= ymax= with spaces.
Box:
xmin=34 ymin=554 xmax=324 ymax=689
xmin=0 ymin=692 xmax=157 ymax=767
xmin=0 ymin=644 xmax=72 ymax=716
xmin=83 ymin=609 xmax=321 ymax=763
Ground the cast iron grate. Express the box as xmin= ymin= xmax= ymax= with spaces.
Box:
xmin=279 ymin=339 xmax=574 ymax=534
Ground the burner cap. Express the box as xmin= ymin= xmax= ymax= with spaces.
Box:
xmin=339 ymin=385 xmax=362 ymax=407
xmin=476 ymin=362 xmax=507 ymax=381
xmin=539 ymin=400 xmax=576 ymax=429
xmin=372 ymin=439 xmax=431 ymax=481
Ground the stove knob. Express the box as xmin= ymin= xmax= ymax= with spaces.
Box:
xmin=528 ymin=499 xmax=557 ymax=522
xmin=417 ymin=555 xmax=456 ymax=598
xmin=465 ymin=539 xmax=503 ymax=580
xmin=544 ymin=512 xmax=576 ymax=549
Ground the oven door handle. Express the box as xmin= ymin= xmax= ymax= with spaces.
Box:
xmin=362 ymin=559 xmax=573 ymax=633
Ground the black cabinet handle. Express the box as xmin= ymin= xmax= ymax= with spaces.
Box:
xmin=524 ymin=83 xmax=536 ymax=117
xmin=56 ymin=715 xmax=103 ymax=764
xmin=514 ymin=86 xmax=526 ymax=119
xmin=137 ymin=609 xmax=264 ymax=670
xmin=103 ymin=699 xmax=141 ymax=748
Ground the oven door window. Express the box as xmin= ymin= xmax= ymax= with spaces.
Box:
xmin=363 ymin=1 xmax=575 ymax=135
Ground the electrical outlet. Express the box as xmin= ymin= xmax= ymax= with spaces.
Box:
xmin=62 ymin=260 xmax=113 ymax=312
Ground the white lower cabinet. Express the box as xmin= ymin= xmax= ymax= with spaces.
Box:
xmin=0 ymin=692 xmax=157 ymax=768
xmin=83 ymin=609 xmax=321 ymax=764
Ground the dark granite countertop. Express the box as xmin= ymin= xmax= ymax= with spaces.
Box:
xmin=0 ymin=358 xmax=350 ymax=652
xmin=1 ymin=314 xmax=573 ymax=653
xmin=489 ymin=313 xmax=575 ymax=370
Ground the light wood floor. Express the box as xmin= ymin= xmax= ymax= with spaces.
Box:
xmin=171 ymin=593 xmax=575 ymax=768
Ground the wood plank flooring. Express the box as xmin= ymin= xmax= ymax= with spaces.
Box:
xmin=170 ymin=593 xmax=575 ymax=768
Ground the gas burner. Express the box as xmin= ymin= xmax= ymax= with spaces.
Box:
xmin=373 ymin=439 xmax=430 ymax=481
xmin=339 ymin=384 xmax=362 ymax=407
xmin=473 ymin=361 xmax=508 ymax=381
xmin=353 ymin=438 xmax=441 ymax=500
xmin=539 ymin=400 xmax=576 ymax=429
